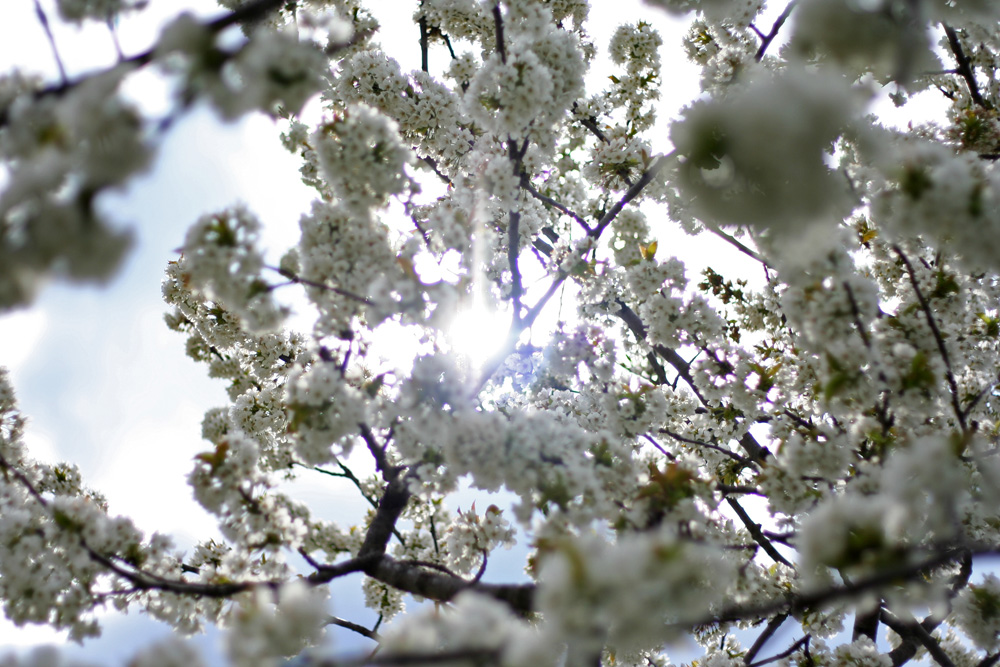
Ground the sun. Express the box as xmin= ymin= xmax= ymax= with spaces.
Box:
xmin=446 ymin=304 xmax=511 ymax=371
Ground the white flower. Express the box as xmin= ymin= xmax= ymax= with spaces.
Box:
xmin=56 ymin=0 xmax=143 ymax=23
xmin=226 ymin=582 xmax=329 ymax=667
xmin=790 ymin=0 xmax=938 ymax=82
xmin=178 ymin=205 xmax=287 ymax=332
xmin=314 ymin=105 xmax=412 ymax=211
xmin=954 ymin=574 xmax=1000 ymax=651
xmin=671 ymin=67 xmax=863 ymax=229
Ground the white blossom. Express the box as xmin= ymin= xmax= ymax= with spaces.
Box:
xmin=7 ymin=1 xmax=1000 ymax=665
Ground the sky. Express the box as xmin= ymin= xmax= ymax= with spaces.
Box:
xmin=0 ymin=0 xmax=954 ymax=663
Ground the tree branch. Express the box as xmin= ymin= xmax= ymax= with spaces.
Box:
xmin=34 ymin=0 xmax=67 ymax=85
xmin=744 ymin=612 xmax=789 ymax=665
xmin=418 ymin=155 xmax=453 ymax=186
xmin=520 ymin=177 xmax=591 ymax=233
xmin=893 ymin=247 xmax=967 ymax=432
xmin=754 ymin=1 xmax=799 ymax=62
xmin=492 ymin=3 xmax=506 ymax=64
xmin=419 ymin=8 xmax=429 ymax=73
xmin=365 ymin=555 xmax=534 ymax=614
xmin=703 ymin=222 xmax=771 ymax=268
xmin=726 ymin=497 xmax=793 ymax=567
xmin=590 ymin=154 xmax=670 ymax=239
xmin=679 ymin=546 xmax=972 ymax=630
xmin=888 ymin=550 xmax=971 ymax=666
xmin=314 ymin=647 xmax=500 ymax=666
xmin=0 ymin=452 xmax=276 ymax=599
xmin=659 ymin=427 xmax=751 ymax=465
xmin=943 ymin=25 xmax=989 ymax=109
xmin=328 ymin=616 xmax=382 ymax=642
xmin=880 ymin=608 xmax=956 ymax=667
xmin=307 ymin=462 xmax=408 ymax=547
xmin=269 ymin=265 xmax=375 ymax=306
xmin=747 ymin=635 xmax=811 ymax=667
xmin=470 ymin=155 xmax=672 ymax=395
xmin=357 ymin=474 xmax=414 ymax=559
xmin=359 ymin=423 xmax=397 ymax=482
xmin=508 ymin=209 xmax=524 ymax=323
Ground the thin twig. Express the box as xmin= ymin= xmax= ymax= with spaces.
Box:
xmin=744 ymin=613 xmax=790 ymax=666
xmin=659 ymin=427 xmax=750 ymax=465
xmin=754 ymin=1 xmax=799 ymax=61
xmin=614 ymin=299 xmax=712 ymax=406
xmin=590 ymin=154 xmax=671 ymax=238
xmin=748 ymin=635 xmax=811 ymax=667
xmin=328 ymin=616 xmax=381 ymax=642
xmin=0 ymin=452 xmax=271 ymax=599
xmin=418 ymin=155 xmax=452 ymax=185
xmin=520 ymin=178 xmax=591 ymax=233
xmin=268 ymin=265 xmax=375 ymax=306
xmin=359 ymin=423 xmax=396 ymax=481
xmin=642 ymin=433 xmax=676 ymax=460
xmin=470 ymin=157 xmax=670 ymax=395
xmin=880 ymin=608 xmax=956 ymax=667
xmin=893 ymin=247 xmax=967 ymax=432
xmin=703 ymin=222 xmax=771 ymax=268
xmin=107 ymin=16 xmax=125 ymax=61
xmin=307 ymin=463 xmax=408 ymax=546
xmin=726 ymin=497 xmax=793 ymax=567
xmin=34 ymin=0 xmax=68 ymax=84
xmin=678 ymin=546 xmax=972 ymax=630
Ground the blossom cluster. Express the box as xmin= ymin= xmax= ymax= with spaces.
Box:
xmin=10 ymin=0 xmax=1000 ymax=665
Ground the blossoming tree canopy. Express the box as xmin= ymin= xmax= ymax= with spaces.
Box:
xmin=7 ymin=0 xmax=1000 ymax=664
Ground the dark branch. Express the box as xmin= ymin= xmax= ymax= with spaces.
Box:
xmin=754 ymin=1 xmax=799 ymax=62
xmin=590 ymin=154 xmax=670 ymax=239
xmin=747 ymin=635 xmax=811 ymax=667
xmin=34 ymin=0 xmax=67 ymax=85
xmin=314 ymin=647 xmax=500 ymax=666
xmin=678 ymin=546 xmax=971 ymax=630
xmin=703 ymin=223 xmax=771 ymax=268
xmin=357 ymin=474 xmax=413 ymax=559
xmin=269 ymin=265 xmax=375 ymax=306
xmin=359 ymin=423 xmax=396 ymax=481
xmin=508 ymin=209 xmax=524 ymax=323
xmin=853 ymin=604 xmax=880 ymax=642
xmin=579 ymin=116 xmax=610 ymax=143
xmin=726 ymin=497 xmax=793 ymax=567
xmin=888 ymin=550 xmax=971 ymax=666
xmin=613 ymin=300 xmax=710 ymax=406
xmin=744 ymin=612 xmax=789 ymax=665
xmin=418 ymin=155 xmax=453 ymax=185
xmin=520 ymin=178 xmax=591 ymax=233
xmin=880 ymin=608 xmax=956 ymax=667
xmin=366 ymin=555 xmax=534 ymax=614
xmin=492 ymin=3 xmax=506 ymax=64
xmin=893 ymin=247 xmax=967 ymax=432
xmin=943 ymin=25 xmax=989 ymax=109
xmin=328 ymin=615 xmax=381 ymax=642
xmin=659 ymin=427 xmax=750 ymax=465
xmin=419 ymin=11 xmax=429 ymax=73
